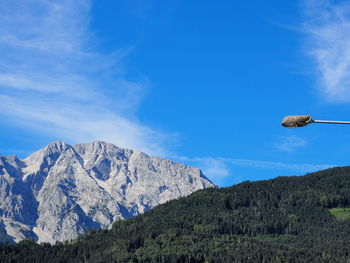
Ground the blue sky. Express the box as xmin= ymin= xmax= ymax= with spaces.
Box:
xmin=1 ymin=0 xmax=350 ymax=186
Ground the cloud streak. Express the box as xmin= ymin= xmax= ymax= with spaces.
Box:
xmin=0 ymin=0 xmax=168 ymax=155
xmin=275 ymin=135 xmax=306 ymax=152
xmin=303 ymin=0 xmax=350 ymax=102
xmin=221 ymin=157 xmax=333 ymax=173
xmin=176 ymin=155 xmax=334 ymax=185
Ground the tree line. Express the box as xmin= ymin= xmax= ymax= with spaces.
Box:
xmin=2 ymin=166 xmax=350 ymax=262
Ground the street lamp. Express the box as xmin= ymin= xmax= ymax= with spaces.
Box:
xmin=282 ymin=115 xmax=350 ymax=128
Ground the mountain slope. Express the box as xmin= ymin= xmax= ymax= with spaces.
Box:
xmin=0 ymin=141 xmax=213 ymax=243
xmin=2 ymin=166 xmax=350 ymax=262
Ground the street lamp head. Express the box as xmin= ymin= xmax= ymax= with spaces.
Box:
xmin=282 ymin=115 xmax=313 ymax=128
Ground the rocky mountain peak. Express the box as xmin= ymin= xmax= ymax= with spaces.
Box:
xmin=0 ymin=141 xmax=214 ymax=244
xmin=24 ymin=141 xmax=73 ymax=163
xmin=74 ymin=141 xmax=133 ymax=161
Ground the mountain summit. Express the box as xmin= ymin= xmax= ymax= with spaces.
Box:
xmin=0 ymin=141 xmax=213 ymax=243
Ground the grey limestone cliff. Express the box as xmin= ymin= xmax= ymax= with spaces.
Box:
xmin=0 ymin=141 xmax=213 ymax=243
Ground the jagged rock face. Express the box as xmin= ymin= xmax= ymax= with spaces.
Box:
xmin=0 ymin=141 xmax=213 ymax=244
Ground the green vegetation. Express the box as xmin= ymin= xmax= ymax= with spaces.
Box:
xmin=329 ymin=207 xmax=350 ymax=221
xmin=3 ymin=166 xmax=350 ymax=262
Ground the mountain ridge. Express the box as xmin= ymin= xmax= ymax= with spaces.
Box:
xmin=0 ymin=141 xmax=213 ymax=244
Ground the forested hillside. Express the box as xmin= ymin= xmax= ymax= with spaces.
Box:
xmin=3 ymin=166 xmax=350 ymax=262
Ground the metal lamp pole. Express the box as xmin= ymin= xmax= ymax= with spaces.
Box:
xmin=282 ymin=115 xmax=350 ymax=128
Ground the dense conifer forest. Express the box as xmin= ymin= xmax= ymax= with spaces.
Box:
xmin=3 ymin=166 xmax=350 ymax=262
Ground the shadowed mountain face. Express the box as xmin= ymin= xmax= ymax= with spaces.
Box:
xmin=0 ymin=141 xmax=213 ymax=244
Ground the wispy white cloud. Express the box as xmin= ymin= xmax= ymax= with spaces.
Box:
xmin=175 ymin=156 xmax=230 ymax=186
xmin=175 ymin=155 xmax=333 ymax=185
xmin=275 ymin=135 xmax=306 ymax=152
xmin=221 ymin=157 xmax=333 ymax=173
xmin=303 ymin=0 xmax=350 ymax=102
xmin=0 ymin=0 xmax=168 ymax=155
